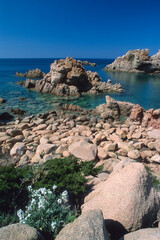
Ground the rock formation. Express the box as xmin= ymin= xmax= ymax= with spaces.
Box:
xmin=16 ymin=69 xmax=45 ymax=78
xmin=22 ymin=57 xmax=122 ymax=96
xmin=105 ymin=49 xmax=160 ymax=74
xmin=96 ymin=95 xmax=134 ymax=122
xmin=126 ymin=104 xmax=160 ymax=128
xmin=77 ymin=60 xmax=96 ymax=67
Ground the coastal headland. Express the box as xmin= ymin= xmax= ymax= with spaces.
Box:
xmin=105 ymin=49 xmax=160 ymax=74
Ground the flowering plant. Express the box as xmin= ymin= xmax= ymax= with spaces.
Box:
xmin=17 ymin=185 xmax=76 ymax=238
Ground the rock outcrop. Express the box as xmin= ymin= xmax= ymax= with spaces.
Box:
xmin=82 ymin=160 xmax=160 ymax=239
xmin=96 ymin=96 xmax=134 ymax=122
xmin=105 ymin=49 xmax=160 ymax=74
xmin=77 ymin=60 xmax=96 ymax=67
xmin=16 ymin=69 xmax=45 ymax=78
xmin=23 ymin=57 xmax=122 ymax=96
xmin=55 ymin=209 xmax=110 ymax=240
xmin=126 ymin=104 xmax=160 ymax=128
xmin=120 ymin=228 xmax=160 ymax=240
xmin=0 ymin=223 xmax=44 ymax=240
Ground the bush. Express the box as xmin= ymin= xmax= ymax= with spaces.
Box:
xmin=17 ymin=185 xmax=76 ymax=239
xmin=0 ymin=164 xmax=33 ymax=214
xmin=33 ymin=157 xmax=102 ymax=205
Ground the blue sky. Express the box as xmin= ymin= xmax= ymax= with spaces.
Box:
xmin=0 ymin=0 xmax=160 ymax=58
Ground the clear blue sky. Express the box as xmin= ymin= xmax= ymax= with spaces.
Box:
xmin=0 ymin=0 xmax=160 ymax=58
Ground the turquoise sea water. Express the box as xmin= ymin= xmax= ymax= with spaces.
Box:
xmin=0 ymin=58 xmax=160 ymax=116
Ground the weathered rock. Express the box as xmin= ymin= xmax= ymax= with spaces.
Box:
xmin=120 ymin=228 xmax=160 ymax=240
xmin=60 ymin=103 xmax=83 ymax=112
xmin=25 ymin=79 xmax=36 ymax=88
xmin=147 ymin=129 xmax=160 ymax=139
xmin=0 ymin=97 xmax=6 ymax=103
xmin=7 ymin=129 xmax=22 ymax=137
xmin=11 ymin=108 xmax=26 ymax=116
xmin=22 ymin=57 xmax=122 ymax=97
xmin=151 ymin=154 xmax=160 ymax=164
xmin=55 ymin=209 xmax=110 ymax=240
xmin=36 ymin=143 xmax=56 ymax=155
xmin=128 ymin=150 xmax=140 ymax=159
xmin=126 ymin=105 xmax=144 ymax=124
xmin=105 ymin=49 xmax=160 ymax=74
xmin=82 ymin=160 xmax=160 ymax=239
xmin=0 ymin=223 xmax=44 ymax=240
xmin=155 ymin=140 xmax=160 ymax=153
xmin=95 ymin=158 xmax=120 ymax=173
xmin=0 ymin=112 xmax=14 ymax=121
xmin=16 ymin=69 xmax=45 ymax=78
xmin=68 ymin=140 xmax=97 ymax=161
xmin=10 ymin=142 xmax=26 ymax=156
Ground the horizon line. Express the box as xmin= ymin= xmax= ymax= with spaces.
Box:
xmin=0 ymin=57 xmax=115 ymax=60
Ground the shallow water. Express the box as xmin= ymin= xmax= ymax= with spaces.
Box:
xmin=0 ymin=58 xmax=160 ymax=116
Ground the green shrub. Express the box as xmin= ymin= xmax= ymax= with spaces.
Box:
xmin=33 ymin=157 xmax=102 ymax=204
xmin=0 ymin=164 xmax=33 ymax=214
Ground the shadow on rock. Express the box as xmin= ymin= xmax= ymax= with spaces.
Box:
xmin=105 ymin=219 xmax=128 ymax=240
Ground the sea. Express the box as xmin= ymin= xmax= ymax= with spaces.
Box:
xmin=0 ymin=58 xmax=160 ymax=116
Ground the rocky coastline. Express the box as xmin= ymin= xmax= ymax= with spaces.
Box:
xmin=17 ymin=57 xmax=123 ymax=96
xmin=105 ymin=49 xmax=160 ymax=74
xmin=0 ymin=95 xmax=160 ymax=239
xmin=1 ymin=55 xmax=160 ymax=239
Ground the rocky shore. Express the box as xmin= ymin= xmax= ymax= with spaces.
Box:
xmin=0 ymin=96 xmax=160 ymax=239
xmin=105 ymin=49 xmax=160 ymax=74
xmin=18 ymin=57 xmax=122 ymax=96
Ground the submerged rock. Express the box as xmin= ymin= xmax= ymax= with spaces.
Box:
xmin=0 ymin=112 xmax=14 ymax=121
xmin=0 ymin=97 xmax=6 ymax=103
xmin=11 ymin=108 xmax=26 ymax=116
xmin=105 ymin=49 xmax=160 ymax=74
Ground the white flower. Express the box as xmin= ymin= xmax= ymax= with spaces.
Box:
xmin=61 ymin=190 xmax=68 ymax=197
xmin=57 ymin=199 xmax=62 ymax=204
xmin=40 ymin=188 xmax=47 ymax=195
xmin=28 ymin=185 xmax=32 ymax=192
xmin=51 ymin=221 xmax=56 ymax=231
xmin=53 ymin=185 xmax=57 ymax=190
xmin=47 ymin=189 xmax=52 ymax=195
xmin=17 ymin=209 xmax=24 ymax=222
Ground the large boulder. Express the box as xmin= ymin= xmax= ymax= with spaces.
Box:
xmin=55 ymin=209 xmax=110 ymax=240
xmin=0 ymin=223 xmax=44 ymax=240
xmin=82 ymin=160 xmax=160 ymax=239
xmin=119 ymin=228 xmax=160 ymax=240
xmin=68 ymin=140 xmax=97 ymax=161
xmin=105 ymin=49 xmax=160 ymax=74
